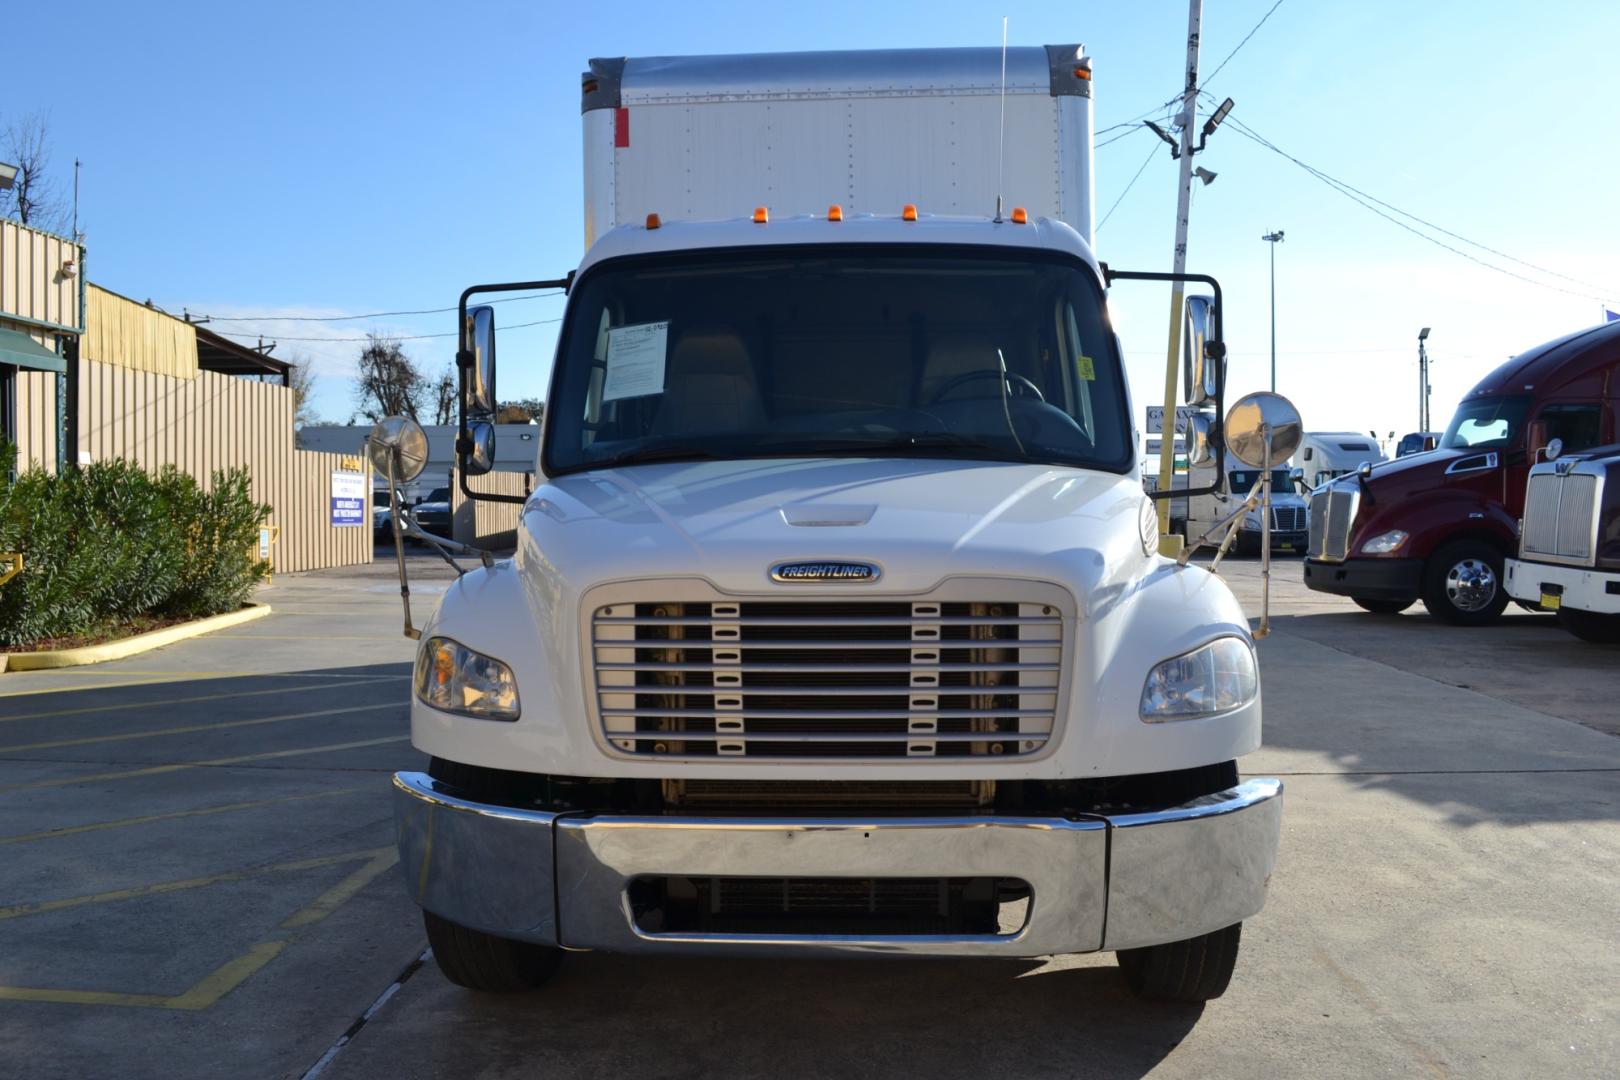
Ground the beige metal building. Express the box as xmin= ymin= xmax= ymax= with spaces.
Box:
xmin=2 ymin=218 xmax=372 ymax=573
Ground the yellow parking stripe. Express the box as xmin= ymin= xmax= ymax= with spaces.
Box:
xmin=0 ymin=700 xmax=402 ymax=754
xmin=0 ymin=734 xmax=412 ymax=794
xmin=0 ymin=671 xmax=400 ymax=699
xmin=0 ymin=677 xmax=389 ymax=723
xmin=0 ymin=787 xmax=368 ymax=846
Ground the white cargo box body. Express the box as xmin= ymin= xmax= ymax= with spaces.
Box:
xmin=580 ymin=46 xmax=1094 ymax=250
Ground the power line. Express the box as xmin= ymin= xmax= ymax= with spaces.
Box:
xmin=193 ymin=290 xmax=564 ymax=324
xmin=1095 ymin=124 xmax=1149 ymax=151
xmin=1098 ymin=141 xmax=1160 ymax=231
xmin=1224 ymin=115 xmax=1618 ymax=304
xmin=214 ymin=317 xmax=562 ymax=344
xmin=1201 ymin=0 xmax=1289 ymax=89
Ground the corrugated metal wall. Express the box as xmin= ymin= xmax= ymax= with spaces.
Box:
xmin=83 ymin=286 xmax=198 ymax=377
xmin=451 ymin=468 xmax=533 ymax=548
xmin=0 ymin=220 xmax=79 ymax=340
xmin=11 ymin=371 xmax=58 ymax=473
xmin=74 ymin=359 xmax=372 ymax=573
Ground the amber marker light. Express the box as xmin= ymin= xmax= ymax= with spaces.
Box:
xmin=827 ymin=205 xmax=843 ymax=222
xmin=901 ymin=203 xmax=918 ymax=222
xmin=645 ymin=213 xmax=662 ymax=229
xmin=753 ymin=206 xmax=769 ymax=224
xmin=1010 ymin=207 xmax=1028 ymax=224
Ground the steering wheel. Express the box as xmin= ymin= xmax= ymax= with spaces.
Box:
xmin=928 ymin=368 xmax=1046 ymax=405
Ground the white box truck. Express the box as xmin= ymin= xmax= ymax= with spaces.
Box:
xmin=387 ymin=45 xmax=1283 ymax=1003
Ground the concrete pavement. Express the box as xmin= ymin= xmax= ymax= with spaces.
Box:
xmin=0 ymin=553 xmax=1615 ymax=1079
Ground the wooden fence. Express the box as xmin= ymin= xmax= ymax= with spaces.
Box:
xmin=451 ymin=468 xmax=533 ymax=550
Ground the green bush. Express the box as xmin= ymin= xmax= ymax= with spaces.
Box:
xmin=0 ymin=449 xmax=271 ymax=647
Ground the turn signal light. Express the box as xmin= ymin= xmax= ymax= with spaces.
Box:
xmin=753 ymin=206 xmax=769 ymax=224
xmin=902 ymin=203 xmax=918 ymax=221
xmin=645 ymin=213 xmax=661 ymax=229
xmin=827 ymin=205 xmax=843 ymax=222
xmin=1010 ymin=207 xmax=1028 ymax=224
xmin=1074 ymin=66 xmax=1091 ymax=81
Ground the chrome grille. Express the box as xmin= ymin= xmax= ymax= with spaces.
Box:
xmin=1521 ymin=471 xmax=1599 ymax=565
xmin=589 ymin=589 xmax=1066 ymax=761
xmin=1271 ymin=506 xmax=1306 ymax=532
xmin=1308 ymin=484 xmax=1358 ymax=561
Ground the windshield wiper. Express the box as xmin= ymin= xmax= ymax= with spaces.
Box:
xmin=753 ymin=431 xmax=1003 ymax=454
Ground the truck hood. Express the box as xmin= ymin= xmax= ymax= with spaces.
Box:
xmin=523 ymin=457 xmax=1151 ymax=608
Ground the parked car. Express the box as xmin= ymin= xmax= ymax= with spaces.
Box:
xmin=411 ymin=487 xmax=452 ymax=538
xmin=1304 ymin=320 xmax=1619 ymax=624
xmin=1505 ymin=443 xmax=1620 ymax=642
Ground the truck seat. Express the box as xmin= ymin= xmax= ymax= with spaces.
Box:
xmin=653 ymin=331 xmax=765 ymax=434
xmin=920 ymin=335 xmax=1007 ymax=402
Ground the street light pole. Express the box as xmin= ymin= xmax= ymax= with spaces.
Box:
xmin=1262 ymin=230 xmax=1284 ymax=392
xmin=1418 ymin=327 xmax=1432 ymax=432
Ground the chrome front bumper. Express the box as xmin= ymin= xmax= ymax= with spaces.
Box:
xmin=392 ymin=772 xmax=1283 ymax=957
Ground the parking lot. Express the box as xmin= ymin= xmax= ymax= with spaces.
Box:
xmin=1 ymin=554 xmax=1615 ymax=1079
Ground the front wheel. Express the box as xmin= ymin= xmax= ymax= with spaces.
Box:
xmin=1354 ymin=598 xmax=1413 ymax=615
xmin=1421 ymin=540 xmax=1509 ymax=626
xmin=1558 ymin=607 xmax=1620 ymax=644
xmin=1116 ymin=922 xmax=1242 ymax=1003
xmin=424 ymin=911 xmax=563 ymax=992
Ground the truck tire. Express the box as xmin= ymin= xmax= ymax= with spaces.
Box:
xmin=424 ymin=910 xmax=562 ymax=992
xmin=1420 ymin=540 xmax=1509 ymax=626
xmin=1354 ymin=598 xmax=1412 ymax=615
xmin=1116 ymin=922 xmax=1242 ymax=1003
xmin=1558 ymin=608 xmax=1620 ymax=644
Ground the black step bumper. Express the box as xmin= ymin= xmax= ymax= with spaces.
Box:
xmin=1303 ymin=557 xmax=1423 ymax=600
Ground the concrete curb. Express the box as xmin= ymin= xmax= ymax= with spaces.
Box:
xmin=0 ymin=603 xmax=273 ymax=672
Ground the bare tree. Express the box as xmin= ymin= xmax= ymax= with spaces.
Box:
xmin=431 ymin=363 xmax=457 ymax=425
xmin=286 ymin=354 xmax=321 ymax=427
xmin=352 ymin=335 xmax=425 ymax=423
xmin=1 ymin=111 xmax=66 ymax=234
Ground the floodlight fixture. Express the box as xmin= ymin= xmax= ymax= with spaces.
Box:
xmin=0 ymin=161 xmax=17 ymax=190
xmin=1419 ymin=327 xmax=1431 ymax=340
xmin=1201 ymin=97 xmax=1236 ymax=137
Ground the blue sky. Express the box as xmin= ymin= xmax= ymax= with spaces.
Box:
xmin=10 ymin=0 xmax=1618 ymax=442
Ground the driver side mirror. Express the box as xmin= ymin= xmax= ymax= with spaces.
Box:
xmin=1182 ymin=294 xmax=1223 ymax=408
xmin=460 ymin=305 xmax=498 ymax=476
xmin=1288 ymin=466 xmax=1306 ymax=492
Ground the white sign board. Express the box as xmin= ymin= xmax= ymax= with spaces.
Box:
xmin=330 ymin=470 xmax=367 ymax=527
xmin=1145 ymin=406 xmax=1202 ymax=435
xmin=602 ymin=321 xmax=670 ymax=402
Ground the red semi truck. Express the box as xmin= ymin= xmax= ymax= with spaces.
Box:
xmin=1304 ymin=320 xmax=1620 ymax=625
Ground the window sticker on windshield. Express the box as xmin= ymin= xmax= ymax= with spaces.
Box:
xmin=1076 ymin=355 xmax=1096 ymax=381
xmin=601 ymin=321 xmax=670 ymax=402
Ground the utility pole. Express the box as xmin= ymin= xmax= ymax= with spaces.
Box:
xmin=1152 ymin=0 xmax=1203 ymax=553
xmin=1262 ymin=230 xmax=1284 ymax=392
xmin=1418 ymin=327 xmax=1432 ymax=432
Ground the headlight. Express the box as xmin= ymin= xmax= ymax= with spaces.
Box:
xmin=1360 ymin=529 xmax=1409 ymax=554
xmin=1140 ymin=637 xmax=1257 ymax=721
xmin=414 ymin=636 xmax=520 ymax=720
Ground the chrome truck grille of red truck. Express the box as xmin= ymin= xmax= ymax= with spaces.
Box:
xmin=1308 ymin=484 xmax=1359 ymax=562
xmin=1521 ymin=470 xmax=1600 ymax=566
xmin=586 ymin=583 xmax=1068 ymax=762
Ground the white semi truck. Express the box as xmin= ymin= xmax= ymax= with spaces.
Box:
xmin=385 ymin=45 xmax=1284 ymax=1003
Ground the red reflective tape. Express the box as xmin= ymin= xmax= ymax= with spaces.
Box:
xmin=614 ymin=107 xmax=629 ymax=148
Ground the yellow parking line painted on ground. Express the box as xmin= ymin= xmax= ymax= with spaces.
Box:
xmin=0 ymin=670 xmax=400 ymax=699
xmin=0 ymin=846 xmax=392 ymax=921
xmin=0 ymin=677 xmax=390 ymax=723
xmin=0 ymin=677 xmax=178 ymax=699
xmin=0 ymin=848 xmax=400 ymax=1010
xmin=0 ymin=787 xmax=368 ymax=846
xmin=0 ymin=734 xmax=411 ymax=794
xmin=0 ymin=700 xmax=402 ymax=754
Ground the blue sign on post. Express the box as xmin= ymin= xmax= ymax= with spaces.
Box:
xmin=331 ymin=470 xmax=366 ymax=527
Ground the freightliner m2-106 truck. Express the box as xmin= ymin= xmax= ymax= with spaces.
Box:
xmin=380 ymin=46 xmax=1285 ymax=1003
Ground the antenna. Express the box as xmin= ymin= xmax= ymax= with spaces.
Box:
xmin=995 ymin=16 xmax=1008 ymax=222
xmin=73 ymin=158 xmax=80 ymax=242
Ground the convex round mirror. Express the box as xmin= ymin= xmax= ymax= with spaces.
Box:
xmin=1224 ymin=392 xmax=1303 ymax=469
xmin=465 ymin=305 xmax=497 ymax=415
xmin=367 ymin=415 xmax=430 ymax=483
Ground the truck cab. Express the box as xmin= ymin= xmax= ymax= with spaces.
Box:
xmin=1505 ymin=443 xmax=1620 ymax=642
xmin=384 ymin=45 xmax=1283 ymax=1005
xmin=1293 ymin=431 xmax=1385 ymax=491
xmin=1304 ymin=320 xmax=1620 ymax=623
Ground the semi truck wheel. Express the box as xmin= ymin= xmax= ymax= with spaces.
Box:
xmin=1354 ymin=598 xmax=1412 ymax=615
xmin=1421 ymin=540 xmax=1508 ymax=626
xmin=1558 ymin=608 xmax=1620 ymax=644
xmin=1116 ymin=922 xmax=1242 ymax=1003
xmin=424 ymin=911 xmax=562 ymax=992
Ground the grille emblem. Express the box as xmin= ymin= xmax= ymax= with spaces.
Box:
xmin=770 ymin=560 xmax=881 ymax=584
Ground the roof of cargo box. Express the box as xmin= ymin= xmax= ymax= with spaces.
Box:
xmin=582 ymin=46 xmax=1090 ymax=109
xmin=575 ymin=213 xmax=1099 ymax=278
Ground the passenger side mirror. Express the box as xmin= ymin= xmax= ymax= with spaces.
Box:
xmin=1186 ymin=410 xmax=1217 ymax=468
xmin=464 ymin=305 xmax=497 ymax=414
xmin=1288 ymin=466 xmax=1306 ymax=492
xmin=1182 ymin=294 xmax=1222 ymax=407
xmin=463 ymin=421 xmax=496 ymax=476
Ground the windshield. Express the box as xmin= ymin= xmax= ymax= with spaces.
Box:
xmin=1441 ymin=396 xmax=1529 ymax=450
xmin=544 ymin=247 xmax=1131 ymax=474
xmin=1229 ymin=469 xmax=1294 ymax=491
